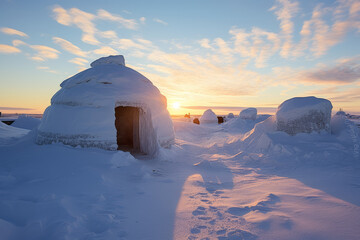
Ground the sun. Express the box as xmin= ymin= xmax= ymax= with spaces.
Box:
xmin=172 ymin=102 xmax=180 ymax=109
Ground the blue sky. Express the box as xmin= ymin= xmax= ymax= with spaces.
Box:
xmin=0 ymin=0 xmax=359 ymax=115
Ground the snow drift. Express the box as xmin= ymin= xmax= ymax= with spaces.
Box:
xmin=36 ymin=55 xmax=174 ymax=155
xmin=11 ymin=115 xmax=41 ymax=130
xmin=276 ymin=96 xmax=332 ymax=135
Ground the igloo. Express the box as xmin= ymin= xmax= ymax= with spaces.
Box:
xmin=239 ymin=108 xmax=257 ymax=120
xmin=276 ymin=96 xmax=332 ymax=135
xmin=36 ymin=55 xmax=174 ymax=155
xmin=227 ymin=113 xmax=234 ymax=119
xmin=200 ymin=109 xmax=218 ymax=124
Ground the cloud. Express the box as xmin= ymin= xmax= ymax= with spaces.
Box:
xmin=270 ymin=0 xmax=299 ymax=58
xmin=199 ymin=38 xmax=213 ymax=50
xmin=144 ymin=49 xmax=263 ymax=100
xmin=0 ymin=106 xmax=35 ymax=111
xmin=92 ymin=46 xmax=118 ymax=55
xmin=100 ymin=30 xmax=118 ymax=39
xmin=53 ymin=37 xmax=87 ymax=57
xmin=68 ymin=57 xmax=88 ymax=66
xmin=53 ymin=6 xmax=99 ymax=45
xmin=97 ymin=9 xmax=138 ymax=29
xmin=300 ymin=56 xmax=360 ymax=84
xmin=12 ymin=39 xmax=27 ymax=47
xmin=0 ymin=44 xmax=21 ymax=54
xmin=140 ymin=17 xmax=146 ymax=24
xmin=229 ymin=27 xmax=280 ymax=67
xmin=30 ymin=45 xmax=60 ymax=61
xmin=52 ymin=6 xmax=140 ymax=45
xmin=153 ymin=18 xmax=168 ymax=25
xmin=0 ymin=27 xmax=28 ymax=37
xmin=111 ymin=38 xmax=153 ymax=50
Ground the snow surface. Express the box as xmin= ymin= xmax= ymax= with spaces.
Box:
xmin=200 ymin=109 xmax=218 ymax=124
xmin=0 ymin=121 xmax=29 ymax=145
xmin=11 ymin=115 xmax=41 ymax=130
xmin=37 ymin=55 xmax=174 ymax=154
xmin=239 ymin=108 xmax=257 ymax=120
xmin=1 ymin=113 xmax=360 ymax=239
xmin=276 ymin=96 xmax=332 ymax=135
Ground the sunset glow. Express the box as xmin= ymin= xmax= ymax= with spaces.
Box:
xmin=0 ymin=0 xmax=359 ymax=116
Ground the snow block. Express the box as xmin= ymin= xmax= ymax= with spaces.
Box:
xmin=276 ymin=96 xmax=332 ymax=135
xmin=240 ymin=108 xmax=257 ymax=120
xmin=200 ymin=109 xmax=218 ymax=124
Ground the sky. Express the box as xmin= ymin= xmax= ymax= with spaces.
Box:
xmin=0 ymin=0 xmax=359 ymax=115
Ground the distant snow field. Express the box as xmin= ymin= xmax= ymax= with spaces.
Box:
xmin=0 ymin=113 xmax=360 ymax=240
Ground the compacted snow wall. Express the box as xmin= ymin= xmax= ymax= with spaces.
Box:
xmin=36 ymin=55 xmax=174 ymax=155
xmin=276 ymin=96 xmax=332 ymax=135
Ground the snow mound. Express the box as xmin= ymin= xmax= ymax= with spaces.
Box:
xmin=0 ymin=121 xmax=29 ymax=145
xmin=276 ymin=96 xmax=332 ymax=135
xmin=37 ymin=55 xmax=174 ymax=155
xmin=11 ymin=115 xmax=41 ymax=130
xmin=240 ymin=108 xmax=257 ymax=120
xmin=200 ymin=109 xmax=218 ymax=124
xmin=335 ymin=110 xmax=346 ymax=116
xmin=242 ymin=116 xmax=277 ymax=153
xmin=227 ymin=113 xmax=234 ymax=119
xmin=90 ymin=55 xmax=125 ymax=67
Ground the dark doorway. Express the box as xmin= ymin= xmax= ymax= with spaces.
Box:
xmin=115 ymin=106 xmax=140 ymax=153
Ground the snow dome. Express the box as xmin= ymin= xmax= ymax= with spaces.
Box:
xmin=227 ymin=113 xmax=234 ymax=119
xmin=239 ymin=108 xmax=257 ymax=120
xmin=200 ymin=109 xmax=218 ymax=124
xmin=276 ymin=96 xmax=332 ymax=135
xmin=36 ymin=55 xmax=174 ymax=155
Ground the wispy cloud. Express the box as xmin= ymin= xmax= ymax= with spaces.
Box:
xmin=53 ymin=6 xmax=99 ymax=45
xmin=36 ymin=66 xmax=58 ymax=74
xmin=12 ymin=39 xmax=27 ymax=47
xmin=111 ymin=38 xmax=154 ymax=50
xmin=140 ymin=17 xmax=146 ymax=24
xmin=92 ymin=46 xmax=118 ymax=55
xmin=301 ymin=56 xmax=360 ymax=84
xmin=153 ymin=18 xmax=168 ymax=25
xmin=0 ymin=44 xmax=21 ymax=54
xmin=0 ymin=106 xmax=35 ymax=111
xmin=53 ymin=37 xmax=87 ymax=57
xmin=97 ymin=9 xmax=138 ymax=29
xmin=68 ymin=57 xmax=88 ymax=66
xmin=52 ymin=6 xmax=139 ymax=46
xmin=30 ymin=45 xmax=60 ymax=61
xmin=0 ymin=27 xmax=28 ymax=37
xmin=270 ymin=0 xmax=299 ymax=58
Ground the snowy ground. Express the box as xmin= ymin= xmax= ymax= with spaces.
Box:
xmin=1 ymin=117 xmax=360 ymax=240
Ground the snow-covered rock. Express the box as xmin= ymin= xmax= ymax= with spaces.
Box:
xmin=11 ymin=115 xmax=41 ymax=130
xmin=227 ymin=113 xmax=234 ymax=119
xmin=239 ymin=108 xmax=257 ymax=120
xmin=200 ymin=109 xmax=218 ymax=124
xmin=276 ymin=96 xmax=332 ymax=135
xmin=36 ymin=55 xmax=174 ymax=155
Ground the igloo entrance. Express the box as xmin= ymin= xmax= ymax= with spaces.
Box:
xmin=115 ymin=106 xmax=140 ymax=153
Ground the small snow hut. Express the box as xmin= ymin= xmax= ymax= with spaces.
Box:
xmin=200 ymin=109 xmax=218 ymax=124
xmin=36 ymin=55 xmax=174 ymax=155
